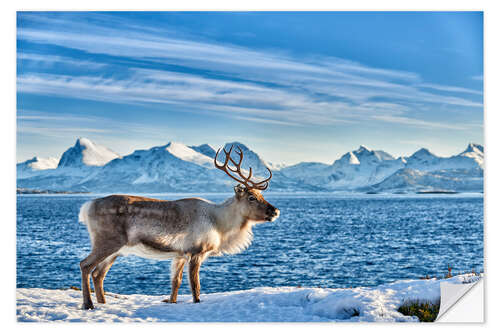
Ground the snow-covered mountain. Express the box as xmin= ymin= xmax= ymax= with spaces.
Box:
xmin=404 ymin=143 xmax=484 ymax=172
xmin=17 ymin=138 xmax=319 ymax=192
xmin=189 ymin=144 xmax=217 ymax=159
xmin=219 ymin=142 xmax=274 ymax=175
xmin=324 ymin=146 xmax=406 ymax=189
xmin=460 ymin=143 xmax=484 ymax=167
xmin=17 ymin=139 xmax=484 ymax=193
xmin=58 ymin=137 xmax=120 ymax=168
xmin=73 ymin=142 xmax=222 ymax=192
xmin=281 ymin=144 xmax=483 ymax=192
xmin=366 ymin=144 xmax=484 ymax=193
xmin=281 ymin=145 xmax=405 ymax=190
xmin=17 ymin=156 xmax=59 ymax=179
xmin=368 ymin=167 xmax=484 ymax=193
xmin=281 ymin=162 xmax=330 ymax=182
xmin=17 ymin=138 xmax=122 ymax=190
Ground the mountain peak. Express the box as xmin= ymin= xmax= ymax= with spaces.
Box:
xmin=166 ymin=141 xmax=187 ymax=149
xmin=223 ymin=141 xmax=250 ymax=152
xmin=356 ymin=145 xmax=370 ymax=153
xmin=411 ymin=148 xmax=436 ymax=158
xmin=58 ymin=138 xmax=120 ymax=168
xmin=220 ymin=141 xmax=273 ymax=173
xmin=75 ymin=137 xmax=92 ymax=147
xmin=459 ymin=143 xmax=484 ymax=168
xmin=463 ymin=143 xmax=483 ymax=154
xmin=162 ymin=142 xmax=214 ymax=168
xmin=26 ymin=156 xmax=39 ymax=163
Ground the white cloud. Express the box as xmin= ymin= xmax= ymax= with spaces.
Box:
xmin=17 ymin=110 xmax=171 ymax=140
xmin=417 ymin=83 xmax=483 ymax=96
xmin=370 ymin=115 xmax=467 ymax=130
xmin=17 ymin=53 xmax=105 ymax=69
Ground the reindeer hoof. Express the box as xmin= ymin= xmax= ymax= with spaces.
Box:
xmin=82 ymin=303 xmax=95 ymax=310
xmin=162 ymin=298 xmax=176 ymax=303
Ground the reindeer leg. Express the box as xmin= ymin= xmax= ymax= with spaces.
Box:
xmin=163 ymin=256 xmax=186 ymax=303
xmin=188 ymin=253 xmax=208 ymax=303
xmin=92 ymin=254 xmax=118 ymax=304
xmin=80 ymin=243 xmax=123 ymax=310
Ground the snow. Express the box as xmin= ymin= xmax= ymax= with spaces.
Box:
xmin=347 ymin=152 xmax=360 ymax=165
xmin=16 ymin=274 xmax=480 ymax=322
xmin=266 ymin=161 xmax=288 ymax=171
xmin=189 ymin=143 xmax=216 ymax=158
xmin=460 ymin=143 xmax=484 ymax=168
xmin=405 ymin=145 xmax=484 ymax=172
xmin=166 ymin=142 xmax=214 ymax=168
xmin=319 ymin=146 xmax=404 ymax=189
xmin=281 ymin=162 xmax=329 ymax=181
xmin=222 ymin=141 xmax=273 ymax=174
xmin=281 ymin=143 xmax=483 ymax=191
xmin=58 ymin=137 xmax=120 ymax=168
xmin=26 ymin=156 xmax=59 ymax=170
xmin=78 ymin=137 xmax=120 ymax=166
xmin=16 ymin=156 xmax=59 ymax=179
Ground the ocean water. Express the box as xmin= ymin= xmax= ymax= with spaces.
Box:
xmin=16 ymin=193 xmax=483 ymax=296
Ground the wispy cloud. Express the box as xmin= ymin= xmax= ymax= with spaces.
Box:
xmin=230 ymin=116 xmax=302 ymax=127
xmin=16 ymin=13 xmax=483 ymax=132
xmin=16 ymin=71 xmax=398 ymax=127
xmin=370 ymin=115 xmax=467 ymax=130
xmin=417 ymin=83 xmax=483 ymax=96
xmin=18 ymin=53 xmax=106 ymax=69
xmin=20 ymin=126 xmax=110 ymax=136
xmin=17 ymin=110 xmax=107 ymax=123
xmin=17 ymin=110 xmax=173 ymax=142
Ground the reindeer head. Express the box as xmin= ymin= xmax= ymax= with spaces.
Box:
xmin=214 ymin=145 xmax=280 ymax=222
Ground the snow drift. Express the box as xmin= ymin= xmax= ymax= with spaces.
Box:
xmin=16 ymin=274 xmax=480 ymax=322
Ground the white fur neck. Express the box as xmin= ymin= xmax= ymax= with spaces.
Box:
xmin=213 ymin=197 xmax=254 ymax=254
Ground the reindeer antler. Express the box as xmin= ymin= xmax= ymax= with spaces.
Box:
xmin=214 ymin=145 xmax=272 ymax=191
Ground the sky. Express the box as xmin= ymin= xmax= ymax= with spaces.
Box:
xmin=16 ymin=11 xmax=483 ymax=165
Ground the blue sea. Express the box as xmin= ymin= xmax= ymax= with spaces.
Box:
xmin=16 ymin=193 xmax=483 ymax=296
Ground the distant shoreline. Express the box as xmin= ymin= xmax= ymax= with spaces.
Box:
xmin=16 ymin=189 xmax=483 ymax=197
xmin=16 ymin=188 xmax=90 ymax=195
xmin=416 ymin=190 xmax=458 ymax=194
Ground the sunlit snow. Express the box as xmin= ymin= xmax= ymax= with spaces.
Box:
xmin=16 ymin=274 xmax=480 ymax=322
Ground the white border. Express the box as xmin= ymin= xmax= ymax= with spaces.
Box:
xmin=3 ymin=1 xmax=497 ymax=332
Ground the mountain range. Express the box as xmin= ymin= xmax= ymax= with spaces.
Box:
xmin=17 ymin=138 xmax=484 ymax=193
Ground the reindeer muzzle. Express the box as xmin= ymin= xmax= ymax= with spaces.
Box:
xmin=266 ymin=206 xmax=280 ymax=222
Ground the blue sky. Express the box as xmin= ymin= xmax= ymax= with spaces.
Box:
xmin=16 ymin=11 xmax=483 ymax=164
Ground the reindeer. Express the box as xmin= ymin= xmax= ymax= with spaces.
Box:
xmin=78 ymin=145 xmax=280 ymax=310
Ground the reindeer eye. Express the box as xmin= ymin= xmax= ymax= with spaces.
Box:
xmin=248 ymin=196 xmax=256 ymax=202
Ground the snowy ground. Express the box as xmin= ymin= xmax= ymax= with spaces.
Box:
xmin=16 ymin=274 xmax=480 ymax=322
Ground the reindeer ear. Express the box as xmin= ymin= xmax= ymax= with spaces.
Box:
xmin=234 ymin=184 xmax=246 ymax=198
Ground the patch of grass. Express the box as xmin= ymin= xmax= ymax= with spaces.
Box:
xmin=420 ymin=266 xmax=483 ymax=281
xmin=445 ymin=264 xmax=453 ymax=279
xmin=397 ymin=299 xmax=440 ymax=322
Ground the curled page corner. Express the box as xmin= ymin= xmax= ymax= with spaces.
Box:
xmin=436 ymin=277 xmax=483 ymax=322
